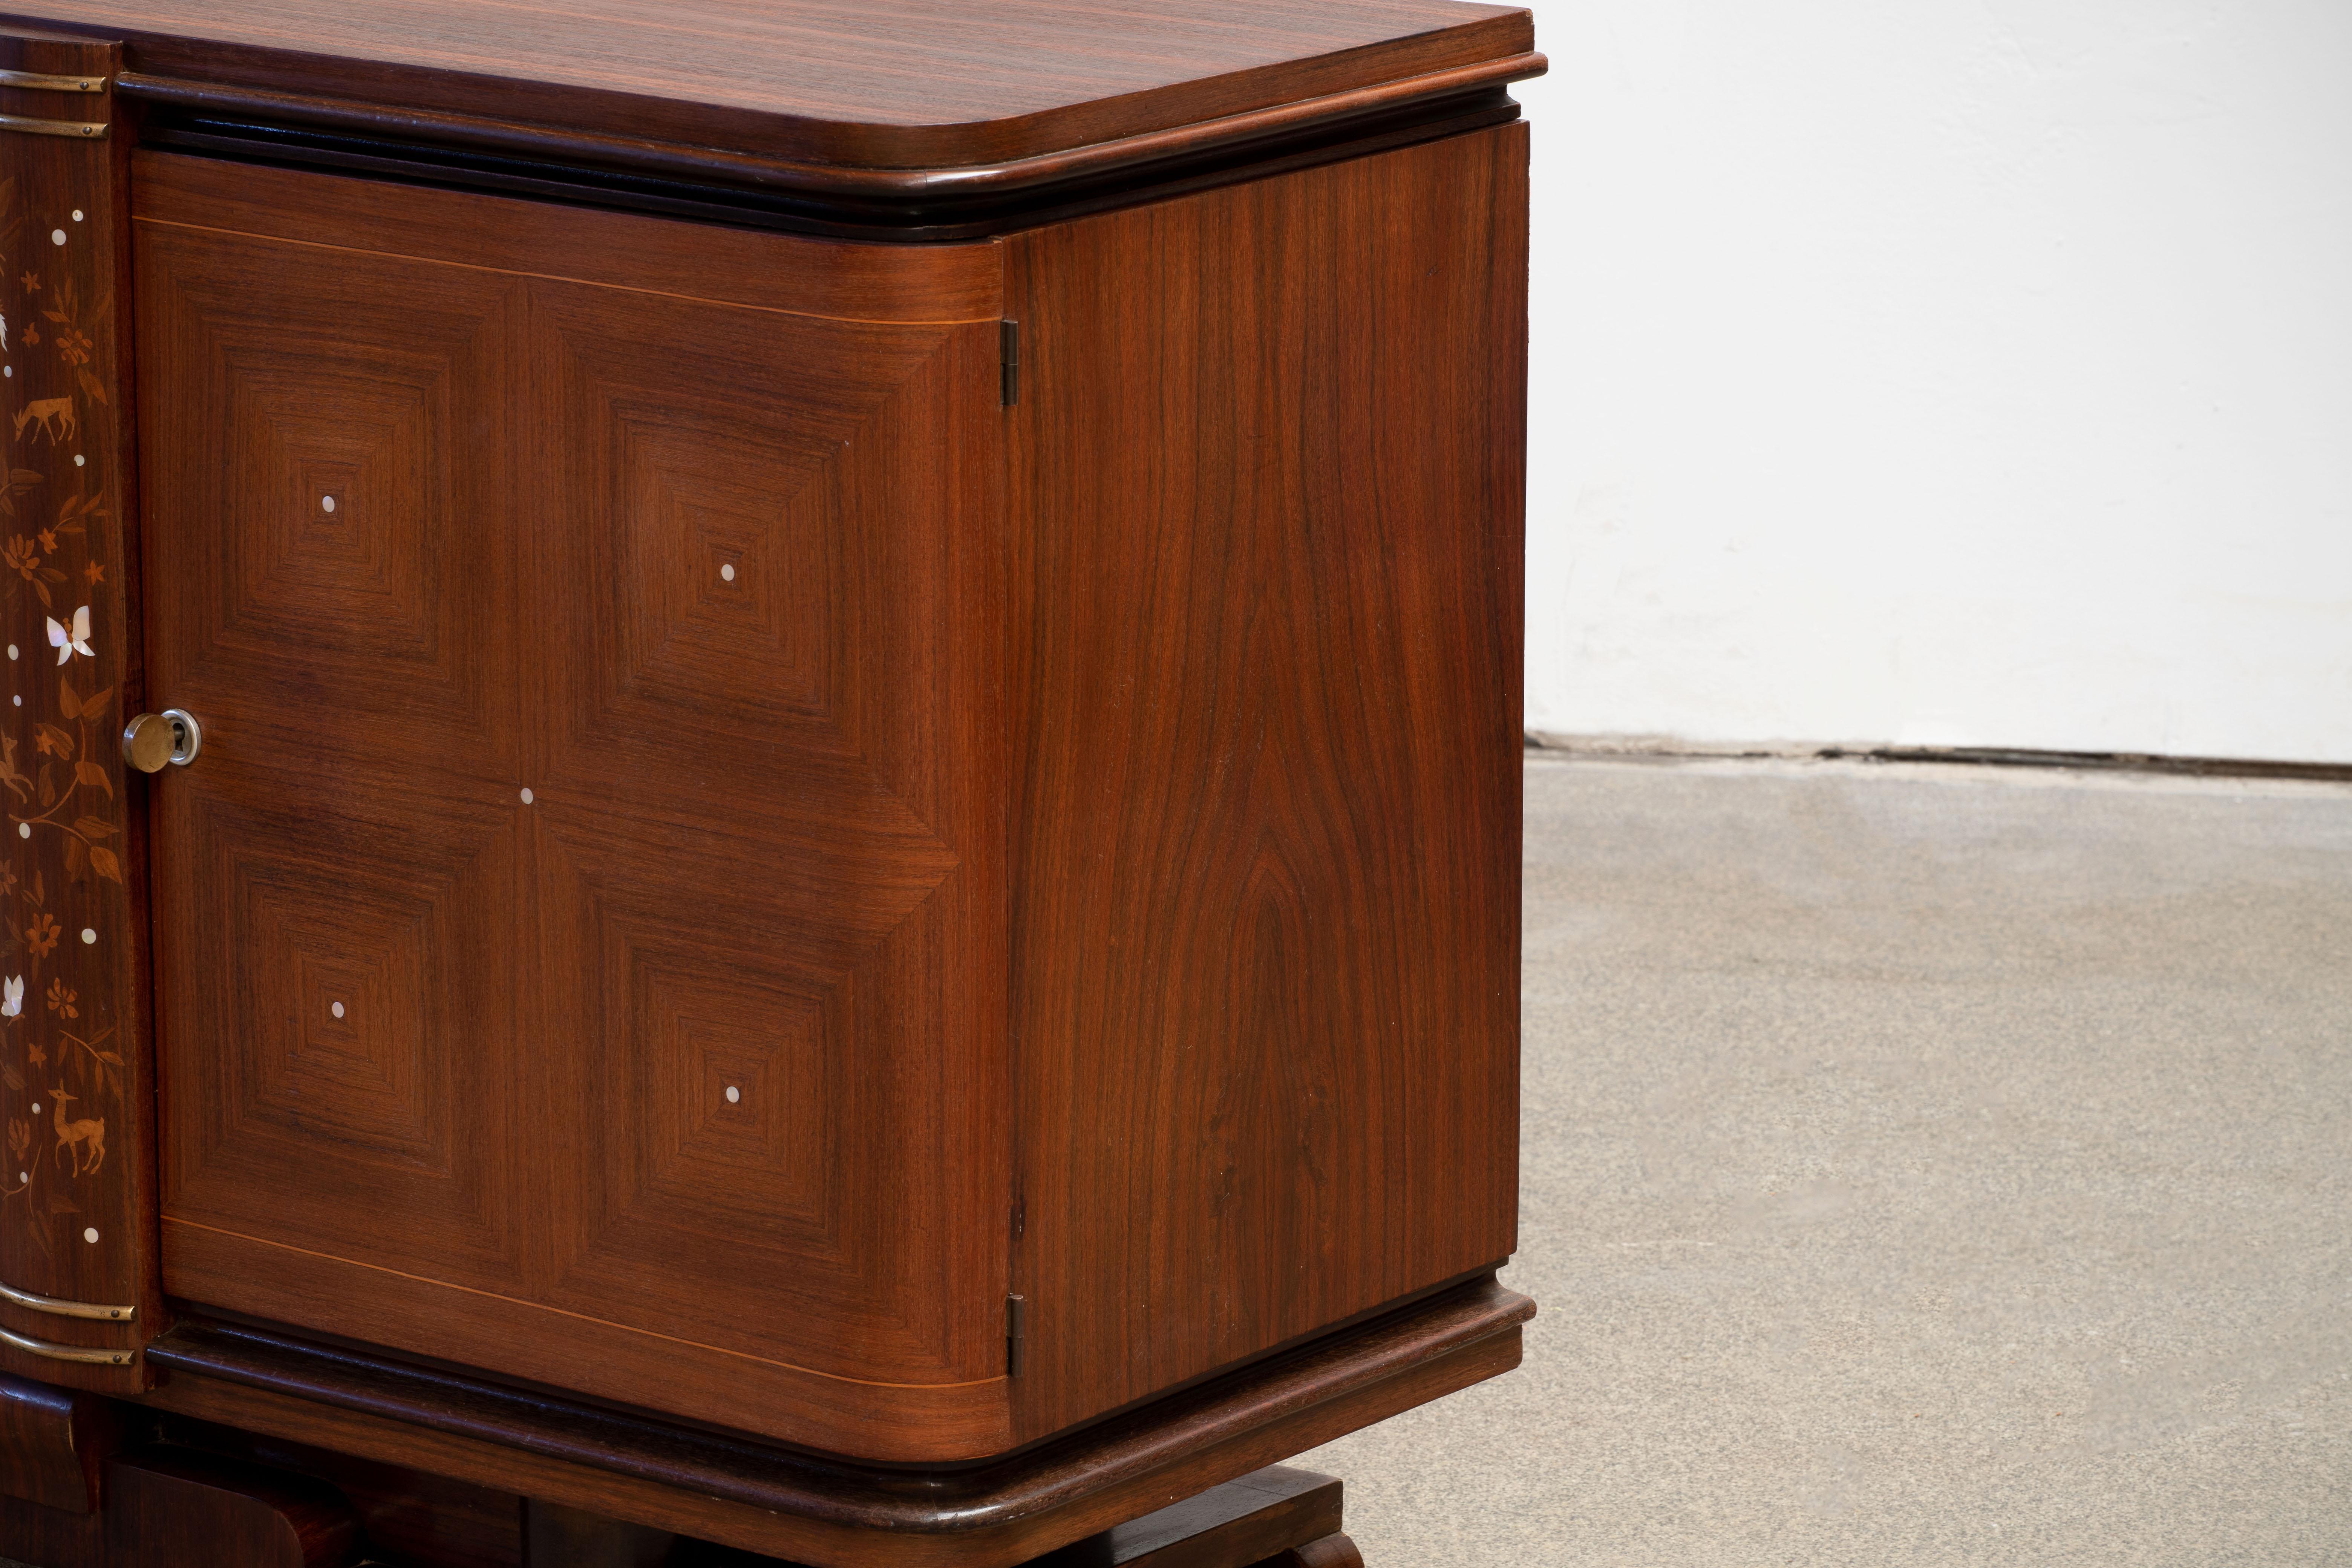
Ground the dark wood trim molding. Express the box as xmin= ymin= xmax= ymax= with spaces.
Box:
xmin=114 ymin=53 xmax=1545 ymax=200
xmin=135 ymin=1274 xmax=1531 ymax=1567
xmin=116 ymin=53 xmax=1543 ymax=239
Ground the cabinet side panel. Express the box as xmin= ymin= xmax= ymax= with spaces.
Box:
xmin=1007 ymin=122 xmax=1528 ymax=1440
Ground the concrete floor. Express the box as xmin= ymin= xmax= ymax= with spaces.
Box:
xmin=1302 ymin=754 xmax=2352 ymax=1565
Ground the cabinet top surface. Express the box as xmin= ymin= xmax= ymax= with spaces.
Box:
xmin=3 ymin=0 xmax=1534 ymax=169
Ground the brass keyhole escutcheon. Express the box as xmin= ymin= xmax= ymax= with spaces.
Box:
xmin=122 ymin=709 xmax=201 ymax=773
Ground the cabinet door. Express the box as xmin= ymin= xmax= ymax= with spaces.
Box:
xmin=133 ymin=156 xmax=1011 ymax=1460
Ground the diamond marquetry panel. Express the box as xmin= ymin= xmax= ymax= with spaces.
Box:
xmin=248 ymin=874 xmax=437 ymax=1161
xmin=512 ymin=285 xmax=1001 ymax=1382
xmin=599 ymin=907 xmax=838 ymax=1244
xmin=524 ymin=763 xmax=974 ymax=1378
xmin=154 ymin=781 xmax=523 ymax=1287
xmin=531 ymin=283 xmax=969 ymax=794
xmin=653 ymin=971 xmax=828 ymax=1206
xmin=585 ymin=369 xmax=839 ymax=723
xmin=137 ymin=224 xmax=522 ymax=766
xmin=141 ymin=221 xmax=532 ymax=1298
xmin=534 ymin=829 xmax=859 ymax=1293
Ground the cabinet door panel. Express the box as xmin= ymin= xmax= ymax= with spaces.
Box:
xmin=519 ymin=280 xmax=1007 ymax=1386
xmin=141 ymin=228 xmax=530 ymax=1291
xmin=134 ymin=158 xmax=1010 ymax=1456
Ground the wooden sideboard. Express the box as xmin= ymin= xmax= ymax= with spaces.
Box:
xmin=0 ymin=5 xmax=1537 ymax=1563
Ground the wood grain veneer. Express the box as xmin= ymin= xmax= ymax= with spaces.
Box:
xmin=130 ymin=154 xmax=1006 ymax=322
xmin=0 ymin=1 xmax=1531 ymax=173
xmin=115 ymin=122 xmax=1528 ymax=1469
xmin=133 ymin=156 xmax=1012 ymax=1461
xmin=1004 ymin=119 xmax=1529 ymax=1444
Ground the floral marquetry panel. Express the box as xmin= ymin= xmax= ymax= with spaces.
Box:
xmin=0 ymin=28 xmax=158 ymax=1392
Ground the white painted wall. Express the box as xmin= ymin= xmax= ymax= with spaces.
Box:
xmin=1516 ymin=1 xmax=2352 ymax=763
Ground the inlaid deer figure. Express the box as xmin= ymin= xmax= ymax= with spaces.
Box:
xmin=13 ymin=397 xmax=74 ymax=446
xmin=49 ymin=1087 xmax=104 ymax=1176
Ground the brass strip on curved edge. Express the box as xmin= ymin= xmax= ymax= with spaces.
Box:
xmin=0 ymin=1325 xmax=136 ymax=1366
xmin=0 ymin=68 xmax=106 ymax=93
xmin=0 ymin=112 xmax=107 ymax=140
xmin=0 ymin=1275 xmax=135 ymax=1321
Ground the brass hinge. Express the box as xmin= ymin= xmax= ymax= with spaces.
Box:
xmin=1006 ymin=1292 xmax=1027 ymax=1378
xmin=1000 ymin=319 xmax=1020 ymax=407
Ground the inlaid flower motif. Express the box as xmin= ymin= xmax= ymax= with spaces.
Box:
xmin=18 ymin=324 xmax=34 ymax=348
xmin=44 ymin=979 xmax=73 ymax=1019
xmin=52 ymin=327 xmax=90 ymax=369
xmin=18 ymin=274 xmax=36 ymax=294
xmin=36 ymin=528 xmax=55 ymax=554
xmin=82 ymin=560 xmax=101 ymax=586
xmin=45 ymin=604 xmax=89 ymax=663
xmin=0 ymin=975 xmax=20 ymax=1018
xmin=3 ymin=536 xmax=35 ymax=580
xmin=24 ymin=913 xmax=58 ymax=958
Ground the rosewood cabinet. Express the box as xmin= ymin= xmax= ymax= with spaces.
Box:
xmin=0 ymin=5 xmax=1537 ymax=1563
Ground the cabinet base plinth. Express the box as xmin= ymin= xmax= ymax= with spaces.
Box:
xmin=2 ymin=1447 xmax=1357 ymax=1568
xmin=2 ymin=1278 xmax=1528 ymax=1566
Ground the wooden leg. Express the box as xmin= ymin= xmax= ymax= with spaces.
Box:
xmin=1254 ymin=1533 xmax=1364 ymax=1568
xmin=680 ymin=1464 xmax=1353 ymax=1568
xmin=525 ymin=1497 xmax=675 ymax=1566
xmin=0 ymin=1374 xmax=121 ymax=1517
xmin=0 ymin=1446 xmax=360 ymax=1568
xmin=0 ymin=1373 xmax=117 ymax=1568
xmin=106 ymin=1450 xmax=360 ymax=1568
xmin=0 ymin=1496 xmax=106 ymax=1568
xmin=1017 ymin=1466 xmax=1347 ymax=1568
